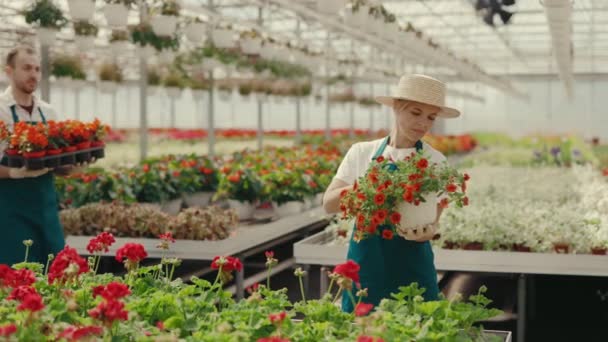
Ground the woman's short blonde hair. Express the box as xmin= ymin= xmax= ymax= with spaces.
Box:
xmin=393 ymin=99 xmax=410 ymax=113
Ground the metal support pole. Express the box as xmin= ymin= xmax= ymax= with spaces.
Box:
xmin=207 ymin=0 xmax=216 ymax=157
xmin=320 ymin=266 xmax=329 ymax=296
xmin=257 ymin=99 xmax=263 ymax=150
xmin=170 ymin=97 xmax=176 ymax=128
xmin=111 ymin=91 xmax=117 ymax=129
xmin=517 ymin=274 xmax=527 ymax=342
xmin=235 ymin=254 xmax=245 ymax=300
xmin=40 ymin=45 xmax=50 ymax=102
xmin=368 ymin=83 xmax=374 ymax=138
xmin=296 ymin=97 xmax=302 ymax=145
xmin=384 ymin=83 xmax=390 ymax=130
xmin=349 ymin=101 xmax=355 ymax=139
xmin=138 ymin=0 xmax=149 ymax=161
xmin=74 ymin=90 xmax=80 ymax=121
xmin=325 ymin=85 xmax=331 ymax=141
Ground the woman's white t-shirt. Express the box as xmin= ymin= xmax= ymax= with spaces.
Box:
xmin=333 ymin=138 xmax=448 ymax=203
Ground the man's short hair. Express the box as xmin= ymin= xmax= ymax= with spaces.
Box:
xmin=5 ymin=45 xmax=37 ymax=67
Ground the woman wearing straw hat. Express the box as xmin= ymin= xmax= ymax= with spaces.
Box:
xmin=322 ymin=74 xmax=460 ymax=312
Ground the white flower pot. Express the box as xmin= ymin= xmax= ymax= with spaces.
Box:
xmin=104 ymin=3 xmax=129 ymax=28
xmin=37 ymin=28 xmax=57 ymax=46
xmin=166 ymin=87 xmax=182 ymax=99
xmin=274 ymin=96 xmax=284 ymax=104
xmin=314 ymin=193 xmax=324 ymax=207
xmin=273 ymin=201 xmax=304 ymax=218
xmin=183 ymin=191 xmax=215 ymax=207
xmin=157 ymin=50 xmax=175 ymax=64
xmin=110 ymin=41 xmax=130 ymax=55
xmin=185 ymin=22 xmax=206 ymax=43
xmin=147 ymin=85 xmax=160 ymax=95
xmin=396 ymin=193 xmax=438 ymax=233
xmin=74 ymin=35 xmax=95 ymax=50
xmin=218 ymin=91 xmax=232 ymax=101
xmin=240 ymin=37 xmax=262 ymax=55
xmin=68 ymin=0 xmax=95 ymax=21
xmin=212 ymin=29 xmax=234 ymax=48
xmin=151 ymin=15 xmax=178 ymax=37
xmin=139 ymin=45 xmax=156 ymax=58
xmin=160 ymin=198 xmax=183 ymax=216
xmin=228 ymin=199 xmax=256 ymax=220
xmin=316 ymin=0 xmax=346 ymax=14
xmin=98 ymin=81 xmax=118 ymax=94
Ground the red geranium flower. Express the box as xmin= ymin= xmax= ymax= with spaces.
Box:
xmin=86 ymin=232 xmax=116 ymax=254
xmin=374 ymin=209 xmax=388 ymax=222
xmin=357 ymin=336 xmax=384 ymax=342
xmin=17 ymin=293 xmax=44 ymax=312
xmin=403 ymin=191 xmax=414 ymax=203
xmin=93 ymin=282 xmax=131 ymax=301
xmin=417 ymin=158 xmax=429 ymax=170
xmin=268 ymin=311 xmax=287 ymax=324
xmin=461 ymin=182 xmax=467 ymax=192
xmin=8 ymin=268 xmax=36 ymax=288
xmin=58 ymin=325 xmax=103 ymax=341
xmin=0 ymin=323 xmax=16 ymax=337
xmin=211 ymin=256 xmax=243 ymax=272
xmin=0 ymin=264 xmax=14 ymax=288
xmin=265 ymin=250 xmax=274 ymax=259
xmin=440 ymin=198 xmax=449 ymax=209
xmin=88 ymin=299 xmax=128 ymax=323
xmin=446 ymin=183 xmax=457 ymax=193
xmin=7 ymin=285 xmax=37 ymax=301
xmin=159 ymin=232 xmax=176 ymax=243
xmin=389 ymin=212 xmax=401 ymax=224
xmin=373 ymin=193 xmax=385 ymax=205
xmin=354 ymin=302 xmax=374 ymax=316
xmin=257 ymin=338 xmax=290 ymax=342
xmin=333 ymin=260 xmax=360 ymax=283
xmin=115 ymin=243 xmax=147 ymax=263
xmin=464 ymin=173 xmax=470 ymax=181
xmin=48 ymin=246 xmax=90 ymax=284
xmin=375 ymin=156 xmax=385 ymax=163
xmin=463 ymin=197 xmax=469 ymax=206
xmin=382 ymin=230 xmax=394 ymax=240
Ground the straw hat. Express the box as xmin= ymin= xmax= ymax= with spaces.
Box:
xmin=375 ymin=74 xmax=460 ymax=118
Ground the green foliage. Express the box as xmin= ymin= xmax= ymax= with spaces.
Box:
xmin=23 ymin=0 xmax=67 ymax=29
xmin=73 ymin=21 xmax=98 ymax=36
xmin=51 ymin=55 xmax=86 ymax=80
xmin=130 ymin=23 xmax=179 ymax=51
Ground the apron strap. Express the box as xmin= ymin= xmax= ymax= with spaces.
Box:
xmin=10 ymin=105 xmax=47 ymax=124
xmin=9 ymin=105 xmax=19 ymax=123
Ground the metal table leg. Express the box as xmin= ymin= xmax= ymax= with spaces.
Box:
xmin=236 ymin=255 xmax=245 ymax=300
xmin=517 ymin=273 xmax=526 ymax=342
xmin=320 ymin=266 xmax=329 ymax=297
xmin=302 ymin=264 xmax=311 ymax=299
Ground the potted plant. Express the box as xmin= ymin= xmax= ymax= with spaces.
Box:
xmin=51 ymin=55 xmax=86 ymax=85
xmin=12 ymin=122 xmax=49 ymax=169
xmin=67 ymin=0 xmax=95 ymax=21
xmin=238 ymin=82 xmax=252 ymax=97
xmin=73 ymin=21 xmax=98 ymax=50
xmin=98 ymin=62 xmax=123 ymax=93
xmin=147 ymin=68 xmax=161 ymax=94
xmin=340 ymin=152 xmax=469 ymax=242
xmin=211 ymin=24 xmax=234 ymax=49
xmin=109 ymin=29 xmax=130 ymax=55
xmin=151 ymin=0 xmax=180 ymax=37
xmin=214 ymin=167 xmax=263 ymax=221
xmin=163 ymin=71 xmax=184 ymax=99
xmin=240 ymin=30 xmax=262 ymax=55
xmin=185 ymin=18 xmax=206 ymax=43
xmin=181 ymin=156 xmax=218 ymax=207
xmin=103 ymin=0 xmax=135 ymax=28
xmin=262 ymin=170 xmax=308 ymax=218
xmin=23 ymin=0 xmax=68 ymax=46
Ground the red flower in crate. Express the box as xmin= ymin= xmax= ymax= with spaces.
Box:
xmin=7 ymin=285 xmax=37 ymax=301
xmin=88 ymin=299 xmax=128 ymax=323
xmin=92 ymin=282 xmax=131 ymax=301
xmin=17 ymin=293 xmax=45 ymax=312
xmin=8 ymin=268 xmax=36 ymax=288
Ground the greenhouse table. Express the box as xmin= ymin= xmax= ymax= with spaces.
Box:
xmin=67 ymin=207 xmax=331 ymax=299
xmin=294 ymin=230 xmax=608 ymax=342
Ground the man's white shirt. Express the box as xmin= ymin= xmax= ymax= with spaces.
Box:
xmin=0 ymin=86 xmax=58 ymax=129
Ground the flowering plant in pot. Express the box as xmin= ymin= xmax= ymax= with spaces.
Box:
xmin=215 ymin=166 xmax=264 ymax=220
xmin=23 ymin=0 xmax=68 ymax=45
xmin=51 ymin=55 xmax=86 ymax=81
xmin=103 ymin=0 xmax=136 ymax=28
xmin=73 ymin=20 xmax=98 ymax=49
xmin=150 ymin=0 xmax=181 ymax=36
xmin=340 ymin=151 xmax=469 ymax=242
xmin=130 ymin=22 xmax=179 ymax=52
xmin=261 ymin=170 xmax=308 ymax=216
xmin=12 ymin=122 xmax=49 ymax=158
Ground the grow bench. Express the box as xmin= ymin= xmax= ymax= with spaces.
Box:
xmin=294 ymin=230 xmax=608 ymax=342
xmin=66 ymin=207 xmax=331 ymax=300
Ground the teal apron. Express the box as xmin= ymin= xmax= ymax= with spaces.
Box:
xmin=342 ymin=136 xmax=439 ymax=313
xmin=0 ymin=106 xmax=65 ymax=265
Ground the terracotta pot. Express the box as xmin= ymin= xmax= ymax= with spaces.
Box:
xmin=512 ymin=244 xmax=532 ymax=253
xmin=5 ymin=149 xmax=19 ymax=156
xmin=46 ymin=149 xmax=63 ymax=156
xmin=23 ymin=151 xmax=46 ymax=159
xmin=64 ymin=146 xmax=77 ymax=153
xmin=553 ymin=243 xmax=570 ymax=254
xmin=91 ymin=141 xmax=105 ymax=148
xmin=463 ymin=242 xmax=484 ymax=251
xmin=442 ymin=241 xmax=459 ymax=250
xmin=591 ymin=247 xmax=607 ymax=255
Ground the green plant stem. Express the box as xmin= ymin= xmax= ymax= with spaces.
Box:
xmin=169 ymin=263 xmax=176 ymax=281
xmin=213 ymin=265 xmax=223 ymax=286
xmin=94 ymin=255 xmax=102 ymax=275
xmin=347 ymin=290 xmax=357 ymax=309
xmin=332 ymin=288 xmax=343 ymax=304
xmin=326 ymin=278 xmax=335 ymax=298
xmin=266 ymin=266 xmax=272 ymax=289
xmin=24 ymin=245 xmax=30 ymax=263
xmin=298 ymin=275 xmax=306 ymax=303
xmin=44 ymin=256 xmax=52 ymax=275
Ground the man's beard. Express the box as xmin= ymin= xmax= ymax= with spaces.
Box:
xmin=15 ymin=80 xmax=37 ymax=95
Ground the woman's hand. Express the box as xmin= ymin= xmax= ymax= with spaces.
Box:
xmin=402 ymin=221 xmax=439 ymax=242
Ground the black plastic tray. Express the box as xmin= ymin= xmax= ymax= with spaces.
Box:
xmin=1 ymin=147 xmax=105 ymax=170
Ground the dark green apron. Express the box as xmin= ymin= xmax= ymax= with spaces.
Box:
xmin=0 ymin=106 xmax=65 ymax=265
xmin=342 ymin=136 xmax=439 ymax=313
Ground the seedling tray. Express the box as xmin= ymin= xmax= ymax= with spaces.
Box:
xmin=1 ymin=147 xmax=105 ymax=170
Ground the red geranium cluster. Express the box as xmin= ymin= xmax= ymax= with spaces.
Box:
xmin=48 ymin=246 xmax=90 ymax=284
xmin=89 ymin=281 xmax=130 ymax=327
xmin=0 ymin=265 xmax=36 ymax=288
xmin=340 ymin=151 xmax=469 ymax=241
xmin=58 ymin=325 xmax=103 ymax=341
xmin=157 ymin=232 xmax=176 ymax=250
xmin=332 ymin=259 xmax=361 ymax=291
xmin=86 ymin=232 xmax=116 ymax=254
xmin=115 ymin=243 xmax=147 ymax=271
xmin=0 ymin=264 xmax=45 ymax=314
xmin=211 ymin=255 xmax=243 ymax=283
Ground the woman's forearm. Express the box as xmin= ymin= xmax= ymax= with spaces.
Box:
xmin=322 ymin=185 xmax=352 ymax=214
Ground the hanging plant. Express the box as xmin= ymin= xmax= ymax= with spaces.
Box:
xmin=130 ymin=23 xmax=179 ymax=51
xmin=238 ymin=83 xmax=252 ymax=97
xmin=163 ymin=71 xmax=185 ymax=89
xmin=52 ymin=55 xmax=86 ymax=80
xmin=147 ymin=69 xmax=161 ymax=86
xmin=104 ymin=0 xmax=137 ymax=5
xmin=150 ymin=0 xmax=181 ymax=36
xmin=73 ymin=21 xmax=98 ymax=36
xmin=23 ymin=0 xmax=68 ymax=29
xmin=110 ymin=29 xmax=129 ymax=42
xmin=98 ymin=63 xmax=123 ymax=83
xmin=158 ymin=0 xmax=180 ymax=15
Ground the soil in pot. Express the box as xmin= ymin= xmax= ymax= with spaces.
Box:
xmin=442 ymin=241 xmax=459 ymax=250
xmin=512 ymin=244 xmax=532 ymax=252
xmin=463 ymin=242 xmax=484 ymax=251
xmin=591 ymin=247 xmax=607 ymax=255
xmin=553 ymin=243 xmax=570 ymax=254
